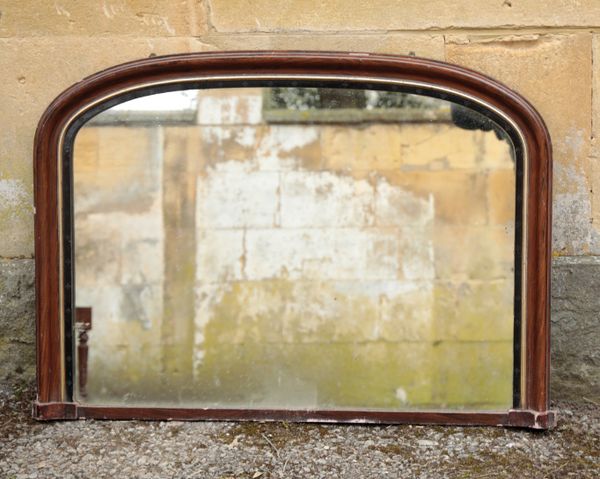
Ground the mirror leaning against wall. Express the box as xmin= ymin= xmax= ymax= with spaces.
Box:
xmin=32 ymin=52 xmax=555 ymax=428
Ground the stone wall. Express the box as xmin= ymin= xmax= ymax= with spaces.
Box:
xmin=0 ymin=1 xmax=598 ymax=403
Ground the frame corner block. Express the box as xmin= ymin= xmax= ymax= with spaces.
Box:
xmin=33 ymin=401 xmax=78 ymax=421
xmin=507 ymin=409 xmax=557 ymax=430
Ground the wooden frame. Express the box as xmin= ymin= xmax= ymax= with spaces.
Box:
xmin=33 ymin=51 xmax=555 ymax=429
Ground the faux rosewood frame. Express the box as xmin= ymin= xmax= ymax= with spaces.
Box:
xmin=33 ymin=51 xmax=555 ymax=429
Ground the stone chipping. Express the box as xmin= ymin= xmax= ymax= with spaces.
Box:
xmin=1 ymin=388 xmax=598 ymax=479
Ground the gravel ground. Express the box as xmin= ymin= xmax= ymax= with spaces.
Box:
xmin=1 ymin=387 xmax=598 ymax=478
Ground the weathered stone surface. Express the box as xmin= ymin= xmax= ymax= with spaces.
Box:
xmin=593 ymin=159 xmax=600 ymax=243
xmin=551 ymin=256 xmax=600 ymax=403
xmin=487 ymin=168 xmax=516 ymax=225
xmin=0 ymin=36 xmax=213 ymax=257
xmin=593 ymin=35 xmax=600 ymax=160
xmin=0 ymin=0 xmax=208 ymax=37
xmin=74 ymin=127 xmax=162 ymax=215
xmin=446 ymin=33 xmax=595 ymax=255
xmin=591 ymin=35 xmax=600 ymax=241
xmin=197 ymin=88 xmax=264 ymax=125
xmin=321 ymin=125 xmax=404 ymax=172
xmin=66 ymin=104 xmax=516 ymax=408
xmin=434 ymin=280 xmax=514 ymax=341
xmin=433 ymin=341 xmax=513 ymax=407
xmin=0 ymin=259 xmax=35 ymax=390
xmin=0 ymin=179 xmax=33 ymax=259
xmin=201 ymin=33 xmax=445 ymax=59
xmin=208 ymin=0 xmax=600 ymax=32
xmin=0 ymin=12 xmax=595 ymax=409
xmin=384 ymin=170 xmax=489 ymax=226
xmin=432 ymin=225 xmax=514 ymax=281
xmin=2 ymin=254 xmax=599 ymax=403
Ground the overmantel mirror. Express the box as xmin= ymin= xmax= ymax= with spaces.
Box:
xmin=33 ymin=51 xmax=555 ymax=429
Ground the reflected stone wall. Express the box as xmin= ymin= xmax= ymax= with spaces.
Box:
xmin=74 ymin=89 xmax=515 ymax=409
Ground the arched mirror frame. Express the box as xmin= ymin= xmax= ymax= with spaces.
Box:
xmin=32 ymin=51 xmax=554 ymax=428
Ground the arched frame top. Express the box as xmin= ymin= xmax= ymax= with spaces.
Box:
xmin=33 ymin=51 xmax=555 ymax=428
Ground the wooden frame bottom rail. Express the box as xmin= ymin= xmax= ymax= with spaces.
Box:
xmin=33 ymin=402 xmax=557 ymax=429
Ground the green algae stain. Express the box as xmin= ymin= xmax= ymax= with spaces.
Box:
xmin=193 ymin=279 xmax=512 ymax=410
xmin=85 ymin=278 xmax=514 ymax=410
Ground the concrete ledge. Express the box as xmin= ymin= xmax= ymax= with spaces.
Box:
xmin=0 ymin=258 xmax=35 ymax=391
xmin=551 ymin=256 xmax=600 ymax=403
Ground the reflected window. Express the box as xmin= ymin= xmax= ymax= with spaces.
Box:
xmin=264 ymin=88 xmax=451 ymax=123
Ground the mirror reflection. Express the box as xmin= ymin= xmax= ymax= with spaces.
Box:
xmin=73 ymin=86 xmax=516 ymax=410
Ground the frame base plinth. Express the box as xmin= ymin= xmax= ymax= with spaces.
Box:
xmin=32 ymin=403 xmax=557 ymax=429
xmin=33 ymin=401 xmax=78 ymax=420
xmin=507 ymin=409 xmax=557 ymax=429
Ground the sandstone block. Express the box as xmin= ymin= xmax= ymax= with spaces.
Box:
xmin=446 ymin=33 xmax=594 ymax=254
xmin=244 ymin=228 xmax=400 ymax=281
xmin=208 ymin=1 xmax=600 ymax=32
xmin=75 ymin=127 xmax=161 ymax=214
xmin=383 ymin=170 xmax=489 ymax=226
xmin=433 ymin=280 xmax=514 ymax=342
xmin=0 ymin=0 xmax=206 ymax=37
xmin=201 ymin=33 xmax=445 ymax=60
xmin=433 ymin=225 xmax=514 ymax=281
xmin=196 ymin=229 xmax=245 ymax=283
xmin=0 ymin=37 xmax=213 ymax=257
xmin=255 ymin=125 xmax=321 ymax=171
xmin=203 ymin=125 xmax=258 ymax=164
xmin=375 ymin=178 xmax=434 ymax=227
xmin=591 ymin=36 xmax=600 ymax=242
xmin=401 ymin=126 xmax=510 ymax=171
xmin=487 ymin=169 xmax=517 ymax=226
xmin=196 ymin=166 xmax=280 ymax=229
xmin=321 ymin=125 xmax=403 ymax=172
xmin=197 ymin=88 xmax=263 ymax=125
xmin=198 ymin=279 xmax=382 ymax=345
xmin=74 ymin=216 xmax=123 ymax=288
xmin=378 ymin=282 xmax=434 ymax=341
xmin=432 ymin=341 xmax=513 ymax=408
xmin=280 ymin=170 xmax=374 ymax=228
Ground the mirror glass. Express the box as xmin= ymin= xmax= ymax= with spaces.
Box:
xmin=72 ymin=85 xmax=517 ymax=411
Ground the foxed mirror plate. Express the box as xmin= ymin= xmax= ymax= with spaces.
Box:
xmin=71 ymin=84 xmax=517 ymax=412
